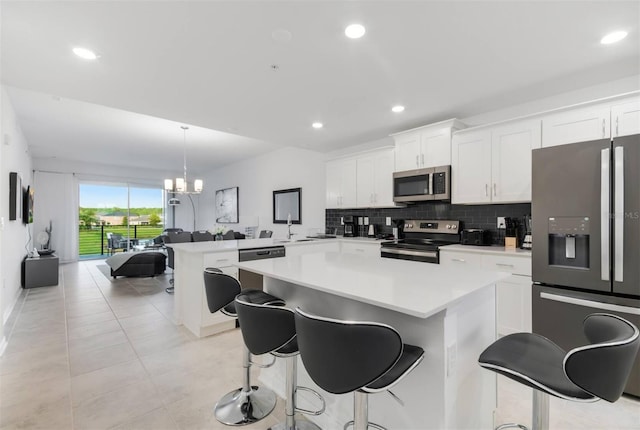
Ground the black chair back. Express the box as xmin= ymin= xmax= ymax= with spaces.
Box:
xmin=203 ymin=270 xmax=241 ymax=314
xmin=222 ymin=230 xmax=235 ymax=240
xmin=294 ymin=308 xmax=403 ymax=394
xmin=564 ymin=313 xmax=639 ymax=402
xmin=163 ymin=232 xmax=192 ymax=268
xmin=192 ymin=231 xmax=214 ymax=242
xmin=259 ymin=230 xmax=273 ymax=238
xmin=235 ymin=293 xmax=296 ymax=356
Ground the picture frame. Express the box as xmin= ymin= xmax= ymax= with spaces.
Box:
xmin=8 ymin=172 xmax=22 ymax=221
xmin=273 ymin=188 xmax=301 ymax=224
xmin=215 ymin=186 xmax=239 ymax=223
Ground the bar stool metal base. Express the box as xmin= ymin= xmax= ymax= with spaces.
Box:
xmin=214 ymin=385 xmax=277 ymax=426
xmin=496 ymin=424 xmax=528 ymax=430
xmin=270 ymin=420 xmax=322 ymax=430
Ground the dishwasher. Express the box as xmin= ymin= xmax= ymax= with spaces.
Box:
xmin=238 ymin=245 xmax=286 ymax=290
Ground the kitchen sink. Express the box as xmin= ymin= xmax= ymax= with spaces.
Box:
xmin=274 ymin=238 xmax=315 ymax=243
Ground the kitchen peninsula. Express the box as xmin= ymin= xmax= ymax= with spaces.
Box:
xmin=167 ymin=237 xmax=377 ymax=337
xmin=236 ymin=252 xmax=509 ymax=429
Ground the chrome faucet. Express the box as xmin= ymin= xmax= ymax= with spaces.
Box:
xmin=287 ymin=216 xmax=296 ymax=240
xmin=287 ymin=224 xmax=296 ymax=240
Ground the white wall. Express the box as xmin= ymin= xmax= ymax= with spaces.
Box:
xmin=199 ymin=147 xmax=326 ymax=239
xmin=1 ymin=86 xmax=33 ymax=334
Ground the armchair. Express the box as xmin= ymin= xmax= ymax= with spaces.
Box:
xmin=107 ymin=233 xmax=131 ymax=255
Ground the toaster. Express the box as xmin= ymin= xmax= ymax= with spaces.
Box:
xmin=461 ymin=229 xmax=492 ymax=246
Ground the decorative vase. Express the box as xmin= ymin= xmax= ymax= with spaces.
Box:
xmin=215 ymin=234 xmax=223 ymax=241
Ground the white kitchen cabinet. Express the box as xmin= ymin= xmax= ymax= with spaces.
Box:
xmin=542 ymin=104 xmax=610 ymax=147
xmin=394 ymin=131 xmax=422 ymax=171
xmin=356 ymin=148 xmax=395 ymax=207
xmin=285 ymin=241 xmax=340 ymax=257
xmin=325 ymin=158 xmax=357 ymax=208
xmin=612 ymin=99 xmax=640 ymax=137
xmin=340 ymin=241 xmax=380 ymax=258
xmin=451 ymin=130 xmax=492 ymax=204
xmin=439 ymin=250 xmax=484 ymax=267
xmin=392 ymin=119 xmax=465 ymax=171
xmin=490 ymin=120 xmax=541 ymax=202
xmin=452 ymin=120 xmax=540 ymax=204
xmin=440 ymin=248 xmax=532 ymax=336
xmin=177 ymin=250 xmax=240 ymax=337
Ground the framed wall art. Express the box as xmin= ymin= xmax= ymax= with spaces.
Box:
xmin=273 ymin=188 xmax=301 ymax=224
xmin=215 ymin=186 xmax=239 ymax=223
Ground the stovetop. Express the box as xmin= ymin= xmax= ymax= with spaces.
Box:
xmin=381 ymin=219 xmax=461 ymax=250
xmin=381 ymin=238 xmax=456 ymax=250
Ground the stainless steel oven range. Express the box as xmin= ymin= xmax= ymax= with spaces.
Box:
xmin=380 ymin=219 xmax=460 ymax=263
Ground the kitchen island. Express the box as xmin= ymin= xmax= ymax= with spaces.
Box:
xmin=167 ymin=237 xmax=379 ymax=337
xmin=235 ymin=252 xmax=509 ymax=430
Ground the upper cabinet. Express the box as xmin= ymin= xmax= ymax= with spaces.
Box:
xmin=452 ymin=119 xmax=541 ymax=204
xmin=326 ymin=158 xmax=357 ymax=209
xmin=356 ymin=148 xmax=395 ymax=207
xmin=542 ymin=104 xmax=610 ymax=147
xmin=392 ymin=119 xmax=466 ymax=171
xmin=326 ymin=148 xmax=396 ymax=209
xmin=611 ymin=99 xmax=640 ymax=138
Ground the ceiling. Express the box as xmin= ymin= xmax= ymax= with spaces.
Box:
xmin=2 ymin=1 xmax=639 ymax=174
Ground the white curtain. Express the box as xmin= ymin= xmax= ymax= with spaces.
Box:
xmin=33 ymin=171 xmax=79 ymax=263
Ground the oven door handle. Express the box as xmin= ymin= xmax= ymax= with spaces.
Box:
xmin=381 ymin=248 xmax=438 ymax=259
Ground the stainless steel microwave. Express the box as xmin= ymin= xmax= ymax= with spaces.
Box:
xmin=393 ymin=166 xmax=451 ymax=203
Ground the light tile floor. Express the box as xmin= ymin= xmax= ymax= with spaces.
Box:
xmin=1 ymin=259 xmax=638 ymax=429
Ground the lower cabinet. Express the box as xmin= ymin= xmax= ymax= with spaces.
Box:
xmin=285 ymin=242 xmax=341 ymax=257
xmin=340 ymin=241 xmax=381 ymax=258
xmin=181 ymin=251 xmax=239 ymax=337
xmin=440 ymin=249 xmax=532 ymax=336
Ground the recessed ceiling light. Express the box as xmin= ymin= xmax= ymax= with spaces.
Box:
xmin=345 ymin=24 xmax=366 ymax=39
xmin=601 ymin=31 xmax=628 ymax=45
xmin=392 ymin=105 xmax=405 ymax=113
xmin=312 ymin=122 xmax=323 ymax=129
xmin=73 ymin=47 xmax=98 ymax=60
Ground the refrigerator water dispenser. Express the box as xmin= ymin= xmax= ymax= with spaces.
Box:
xmin=548 ymin=217 xmax=590 ymax=269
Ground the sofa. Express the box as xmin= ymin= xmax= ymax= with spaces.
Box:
xmin=107 ymin=252 xmax=167 ymax=278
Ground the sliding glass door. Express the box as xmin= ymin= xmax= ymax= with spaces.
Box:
xmin=79 ymin=182 xmax=164 ymax=259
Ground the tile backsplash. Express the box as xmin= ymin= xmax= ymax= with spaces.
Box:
xmin=326 ymin=202 xmax=531 ymax=245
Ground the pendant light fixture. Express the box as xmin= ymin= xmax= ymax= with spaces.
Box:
xmin=164 ymin=126 xmax=203 ymax=194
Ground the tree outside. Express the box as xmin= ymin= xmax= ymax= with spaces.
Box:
xmin=149 ymin=213 xmax=161 ymax=226
xmin=122 ymin=215 xmax=129 ymax=226
xmin=79 ymin=208 xmax=99 ymax=229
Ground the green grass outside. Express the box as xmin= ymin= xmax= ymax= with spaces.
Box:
xmin=78 ymin=225 xmax=165 ymax=255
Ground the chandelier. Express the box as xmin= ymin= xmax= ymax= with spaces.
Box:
xmin=164 ymin=126 xmax=203 ymax=195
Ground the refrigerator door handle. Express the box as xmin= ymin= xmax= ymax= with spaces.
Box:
xmin=540 ymin=292 xmax=640 ymax=315
xmin=614 ymin=146 xmax=624 ymax=282
xmin=601 ymin=148 xmax=610 ymax=281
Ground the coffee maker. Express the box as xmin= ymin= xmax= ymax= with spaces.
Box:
xmin=521 ymin=215 xmax=532 ymax=249
xmin=343 ymin=215 xmax=359 ymax=237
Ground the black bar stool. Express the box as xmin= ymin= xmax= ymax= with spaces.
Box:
xmin=203 ymin=269 xmax=285 ymax=426
xmin=235 ymin=292 xmax=325 ymax=430
xmin=479 ymin=313 xmax=639 ymax=430
xmin=293 ymin=308 xmax=425 ymax=430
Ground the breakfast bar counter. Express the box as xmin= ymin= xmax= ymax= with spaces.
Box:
xmin=236 ymin=252 xmax=509 ymax=430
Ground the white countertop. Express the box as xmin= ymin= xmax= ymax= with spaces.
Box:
xmin=166 ymin=236 xmax=383 ymax=254
xmin=235 ymin=252 xmax=509 ymax=319
xmin=441 ymin=244 xmax=532 ymax=258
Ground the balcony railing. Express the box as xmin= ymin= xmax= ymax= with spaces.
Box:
xmin=79 ymin=224 xmax=165 ymax=256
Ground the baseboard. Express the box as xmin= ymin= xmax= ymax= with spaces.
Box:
xmin=2 ymin=287 xmax=22 ymax=325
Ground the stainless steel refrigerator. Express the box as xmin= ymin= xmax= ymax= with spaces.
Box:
xmin=532 ymin=134 xmax=640 ymax=397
